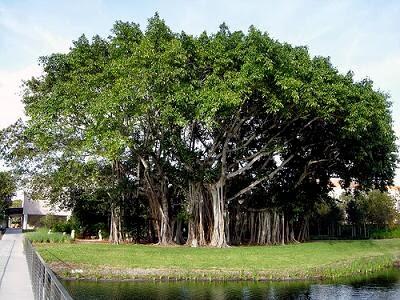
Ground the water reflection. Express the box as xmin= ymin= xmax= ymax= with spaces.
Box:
xmin=63 ymin=268 xmax=400 ymax=299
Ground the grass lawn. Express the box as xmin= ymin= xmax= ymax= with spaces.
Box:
xmin=34 ymin=239 xmax=400 ymax=281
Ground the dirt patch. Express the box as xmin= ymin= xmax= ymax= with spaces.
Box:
xmin=48 ymin=257 xmax=398 ymax=282
xmin=49 ymin=262 xmax=268 ymax=281
xmin=74 ymin=239 xmax=109 ymax=244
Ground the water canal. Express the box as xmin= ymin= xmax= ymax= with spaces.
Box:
xmin=63 ymin=268 xmax=400 ymax=299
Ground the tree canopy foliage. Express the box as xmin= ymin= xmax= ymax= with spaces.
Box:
xmin=0 ymin=171 xmax=16 ymax=214
xmin=0 ymin=14 xmax=397 ymax=246
xmin=346 ymin=190 xmax=399 ymax=227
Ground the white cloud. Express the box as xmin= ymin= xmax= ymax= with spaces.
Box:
xmin=0 ymin=15 xmax=71 ymax=53
xmin=0 ymin=65 xmax=41 ymax=129
xmin=350 ymin=55 xmax=400 ymax=92
xmin=350 ymin=56 xmax=400 ymax=186
xmin=0 ymin=6 xmax=70 ymax=129
xmin=350 ymin=55 xmax=400 ymax=131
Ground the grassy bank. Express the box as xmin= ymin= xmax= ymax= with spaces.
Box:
xmin=34 ymin=239 xmax=400 ymax=281
xmin=25 ymin=228 xmax=72 ymax=243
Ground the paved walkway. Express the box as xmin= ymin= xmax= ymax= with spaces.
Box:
xmin=0 ymin=228 xmax=34 ymax=299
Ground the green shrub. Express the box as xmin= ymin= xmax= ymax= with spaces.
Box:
xmin=78 ymin=222 xmax=108 ymax=238
xmin=53 ymin=219 xmax=79 ymax=233
xmin=370 ymin=226 xmax=400 ymax=239
xmin=52 ymin=222 xmax=69 ymax=233
xmin=345 ymin=191 xmax=399 ymax=227
xmin=10 ymin=199 xmax=22 ymax=208
xmin=92 ymin=222 xmax=108 ymax=236
xmin=40 ymin=215 xmax=79 ymax=234
xmin=25 ymin=228 xmax=72 ymax=243
xmin=40 ymin=215 xmax=61 ymax=229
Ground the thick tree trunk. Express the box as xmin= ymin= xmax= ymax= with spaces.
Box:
xmin=159 ymin=200 xmax=172 ymax=244
xmin=226 ymin=210 xmax=231 ymax=245
xmin=109 ymin=203 xmax=122 ymax=244
xmin=234 ymin=210 xmax=246 ymax=245
xmin=139 ymin=156 xmax=173 ymax=245
xmin=247 ymin=209 xmax=286 ymax=245
xmin=266 ymin=212 xmax=271 ymax=244
xmin=144 ymin=177 xmax=173 ymax=245
xmin=157 ymin=180 xmax=173 ymax=245
xmin=186 ymin=181 xmax=207 ymax=246
xmin=259 ymin=211 xmax=268 ymax=244
xmin=304 ymin=218 xmax=310 ymax=240
xmin=108 ymin=161 xmax=124 ymax=244
xmin=174 ymin=218 xmax=184 ymax=244
xmin=209 ymin=179 xmax=227 ymax=247
xmin=285 ymin=219 xmax=289 ymax=244
xmin=289 ymin=221 xmax=298 ymax=243
xmin=231 ymin=206 xmax=242 ymax=245
xmin=228 ymin=207 xmax=304 ymax=246
xmin=249 ymin=211 xmax=255 ymax=244
xmin=272 ymin=211 xmax=280 ymax=244
xmin=364 ymin=223 xmax=367 ymax=238
xmin=297 ymin=220 xmax=304 ymax=242
xmin=281 ymin=213 xmax=285 ymax=245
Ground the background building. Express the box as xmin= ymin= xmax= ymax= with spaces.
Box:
xmin=329 ymin=178 xmax=400 ymax=212
xmin=7 ymin=191 xmax=71 ymax=229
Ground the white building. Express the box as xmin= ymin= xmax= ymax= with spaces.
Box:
xmin=328 ymin=178 xmax=360 ymax=200
xmin=328 ymin=177 xmax=400 ymax=211
xmin=9 ymin=191 xmax=72 ymax=229
xmin=388 ymin=186 xmax=400 ymax=211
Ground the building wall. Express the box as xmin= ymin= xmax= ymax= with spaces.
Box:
xmin=329 ymin=178 xmax=400 ymax=212
xmin=16 ymin=190 xmax=72 ymax=230
xmin=388 ymin=187 xmax=400 ymax=211
xmin=23 ymin=214 xmax=68 ymax=230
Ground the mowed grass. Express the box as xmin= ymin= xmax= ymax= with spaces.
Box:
xmin=34 ymin=239 xmax=400 ymax=281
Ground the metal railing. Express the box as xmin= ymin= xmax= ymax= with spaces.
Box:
xmin=24 ymin=238 xmax=73 ymax=300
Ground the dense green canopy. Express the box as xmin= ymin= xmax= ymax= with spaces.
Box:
xmin=0 ymin=171 xmax=16 ymax=215
xmin=1 ymin=14 xmax=397 ymax=246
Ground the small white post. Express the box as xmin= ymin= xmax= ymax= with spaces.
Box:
xmin=23 ymin=214 xmax=28 ymax=230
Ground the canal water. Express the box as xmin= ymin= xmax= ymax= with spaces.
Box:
xmin=63 ymin=268 xmax=400 ymax=299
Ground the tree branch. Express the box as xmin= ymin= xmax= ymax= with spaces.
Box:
xmin=227 ymin=154 xmax=294 ymax=202
xmin=294 ymin=158 xmax=330 ymax=188
xmin=227 ymin=151 xmax=267 ymax=179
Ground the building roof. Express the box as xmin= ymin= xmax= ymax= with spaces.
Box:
xmin=22 ymin=194 xmax=71 ymax=217
xmin=329 ymin=178 xmax=359 ymax=189
xmin=329 ymin=178 xmax=400 ymax=192
xmin=7 ymin=207 xmax=23 ymax=215
xmin=388 ymin=186 xmax=400 ymax=192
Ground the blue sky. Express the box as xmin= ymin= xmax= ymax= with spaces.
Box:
xmin=0 ymin=0 xmax=399 ymax=184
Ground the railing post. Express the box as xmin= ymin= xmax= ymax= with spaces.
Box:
xmin=23 ymin=238 xmax=73 ymax=300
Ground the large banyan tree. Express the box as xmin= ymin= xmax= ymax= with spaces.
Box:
xmin=1 ymin=14 xmax=397 ymax=246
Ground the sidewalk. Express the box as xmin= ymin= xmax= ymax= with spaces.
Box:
xmin=0 ymin=228 xmax=34 ymax=299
